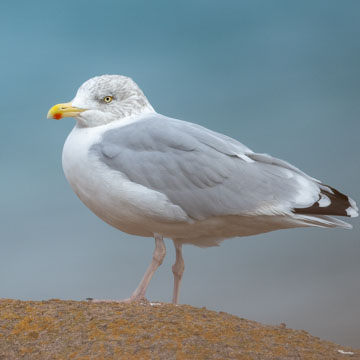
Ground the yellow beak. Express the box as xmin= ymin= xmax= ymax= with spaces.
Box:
xmin=47 ymin=102 xmax=86 ymax=120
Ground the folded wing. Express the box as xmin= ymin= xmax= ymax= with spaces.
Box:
xmin=90 ymin=114 xmax=358 ymax=224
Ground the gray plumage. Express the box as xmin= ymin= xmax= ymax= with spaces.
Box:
xmin=90 ymin=113 xmax=351 ymax=222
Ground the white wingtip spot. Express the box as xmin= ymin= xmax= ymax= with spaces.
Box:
xmin=325 ymin=186 xmax=334 ymax=194
xmin=346 ymin=206 xmax=359 ymax=218
xmin=318 ymin=194 xmax=331 ymax=207
xmin=348 ymin=197 xmax=359 ymax=212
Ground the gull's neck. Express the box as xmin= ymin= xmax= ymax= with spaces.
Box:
xmin=112 ymin=80 xmax=155 ymax=120
xmin=117 ymin=94 xmax=155 ymax=120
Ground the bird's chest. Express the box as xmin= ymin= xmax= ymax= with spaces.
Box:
xmin=62 ymin=127 xmax=136 ymax=225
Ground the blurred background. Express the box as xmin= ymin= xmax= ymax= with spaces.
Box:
xmin=0 ymin=0 xmax=359 ymax=348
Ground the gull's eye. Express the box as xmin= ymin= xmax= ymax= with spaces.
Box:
xmin=103 ymin=96 xmax=113 ymax=103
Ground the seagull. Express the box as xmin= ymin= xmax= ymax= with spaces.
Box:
xmin=47 ymin=74 xmax=358 ymax=304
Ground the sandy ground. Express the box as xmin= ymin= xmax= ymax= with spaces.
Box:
xmin=0 ymin=299 xmax=358 ymax=359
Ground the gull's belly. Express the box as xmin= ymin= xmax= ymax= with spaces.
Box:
xmin=62 ymin=126 xmax=189 ymax=237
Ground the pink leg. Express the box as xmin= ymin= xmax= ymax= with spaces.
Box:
xmin=172 ymin=240 xmax=184 ymax=305
xmin=128 ymin=234 xmax=166 ymax=301
xmin=90 ymin=234 xmax=166 ymax=303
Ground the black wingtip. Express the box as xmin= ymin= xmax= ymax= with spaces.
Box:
xmin=293 ymin=184 xmax=358 ymax=217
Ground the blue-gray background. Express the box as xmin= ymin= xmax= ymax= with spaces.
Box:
xmin=1 ymin=0 xmax=359 ymax=348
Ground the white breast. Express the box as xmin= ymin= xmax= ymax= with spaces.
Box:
xmin=62 ymin=122 xmax=189 ymax=238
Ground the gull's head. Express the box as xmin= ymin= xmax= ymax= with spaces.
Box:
xmin=47 ymin=75 xmax=154 ymax=127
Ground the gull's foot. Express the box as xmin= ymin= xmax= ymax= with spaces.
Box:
xmin=86 ymin=296 xmax=148 ymax=304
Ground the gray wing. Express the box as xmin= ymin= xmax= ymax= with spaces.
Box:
xmin=90 ymin=113 xmax=323 ymax=220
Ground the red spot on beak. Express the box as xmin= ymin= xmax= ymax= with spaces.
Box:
xmin=53 ymin=113 xmax=62 ymax=120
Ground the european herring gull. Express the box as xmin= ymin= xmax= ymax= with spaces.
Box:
xmin=47 ymin=74 xmax=358 ymax=304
